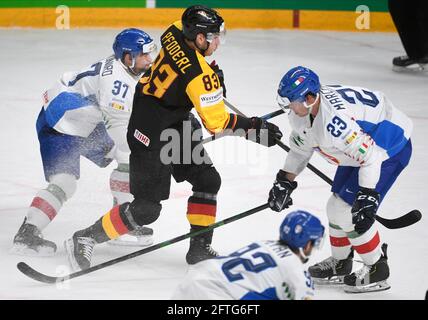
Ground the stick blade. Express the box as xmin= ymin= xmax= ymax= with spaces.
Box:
xmin=377 ymin=210 xmax=422 ymax=229
xmin=17 ymin=262 xmax=62 ymax=284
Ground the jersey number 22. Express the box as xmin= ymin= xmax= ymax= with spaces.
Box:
xmin=221 ymin=243 xmax=277 ymax=282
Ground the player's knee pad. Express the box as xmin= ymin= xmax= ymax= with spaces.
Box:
xmin=191 ymin=166 xmax=221 ymax=194
xmin=48 ymin=173 xmax=77 ymax=203
xmin=326 ymin=193 xmax=353 ymax=230
xmin=129 ymin=198 xmax=162 ymax=226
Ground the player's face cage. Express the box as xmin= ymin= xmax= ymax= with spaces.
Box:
xmin=143 ymin=43 xmax=159 ymax=63
xmin=277 ymin=93 xmax=319 ymax=111
xmin=276 ymin=94 xmax=292 ymax=110
xmin=312 ymin=232 xmax=325 ymax=251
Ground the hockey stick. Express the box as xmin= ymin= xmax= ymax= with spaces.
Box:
xmin=17 ymin=203 xmax=269 ymax=284
xmin=201 ymin=108 xmax=285 ymax=145
xmin=223 ymin=99 xmax=422 ymax=230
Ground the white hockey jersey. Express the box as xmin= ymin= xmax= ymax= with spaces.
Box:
xmin=172 ymin=240 xmax=314 ymax=300
xmin=284 ymin=85 xmax=413 ymax=188
xmin=41 ymin=55 xmax=139 ymax=138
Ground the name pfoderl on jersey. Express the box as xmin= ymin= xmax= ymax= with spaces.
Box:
xmin=101 ymin=56 xmax=115 ymax=77
xmin=321 ymin=86 xmax=345 ymax=110
xmin=162 ymin=32 xmax=192 ymax=74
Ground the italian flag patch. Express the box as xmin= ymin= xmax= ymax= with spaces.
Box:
xmin=292 ymin=77 xmax=305 ymax=88
xmin=359 ymin=143 xmax=369 ymax=154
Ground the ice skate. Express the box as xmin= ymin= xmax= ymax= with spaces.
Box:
xmin=107 ymin=226 xmax=154 ymax=247
xmin=392 ymin=55 xmax=428 ymax=73
xmin=186 ymin=230 xmax=219 ymax=265
xmin=11 ymin=219 xmax=57 ymax=256
xmin=343 ymin=243 xmax=390 ymax=293
xmin=64 ymin=231 xmax=96 ymax=271
xmin=308 ymin=250 xmax=353 ymax=285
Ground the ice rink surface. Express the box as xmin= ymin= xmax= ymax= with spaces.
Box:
xmin=0 ymin=28 xmax=427 ymax=300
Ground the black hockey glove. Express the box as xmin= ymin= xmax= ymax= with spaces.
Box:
xmin=247 ymin=117 xmax=283 ymax=147
xmin=351 ymin=187 xmax=380 ymax=234
xmin=268 ymin=170 xmax=298 ymax=212
xmin=210 ymin=60 xmax=226 ymax=98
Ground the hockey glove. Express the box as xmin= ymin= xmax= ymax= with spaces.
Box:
xmin=268 ymin=170 xmax=298 ymax=212
xmin=351 ymin=187 xmax=380 ymax=234
xmin=210 ymin=60 xmax=226 ymax=98
xmin=248 ymin=117 xmax=283 ymax=147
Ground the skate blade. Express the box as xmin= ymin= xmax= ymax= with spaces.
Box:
xmin=64 ymin=239 xmax=82 ymax=272
xmin=10 ymin=243 xmax=56 ymax=257
xmin=392 ymin=64 xmax=428 ymax=73
xmin=344 ymin=281 xmax=391 ymax=293
xmin=313 ymin=276 xmax=345 ymax=286
xmin=107 ymin=234 xmax=154 ymax=247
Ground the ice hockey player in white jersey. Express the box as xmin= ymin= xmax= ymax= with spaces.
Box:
xmin=268 ymin=66 xmax=413 ymax=293
xmin=171 ymin=210 xmax=324 ymax=300
xmin=12 ymin=28 xmax=157 ymax=255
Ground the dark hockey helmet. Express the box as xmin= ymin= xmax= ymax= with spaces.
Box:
xmin=182 ymin=5 xmax=225 ymax=41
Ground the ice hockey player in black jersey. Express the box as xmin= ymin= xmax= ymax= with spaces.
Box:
xmin=64 ymin=5 xmax=283 ymax=271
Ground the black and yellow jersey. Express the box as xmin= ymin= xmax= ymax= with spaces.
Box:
xmin=129 ymin=21 xmax=250 ymax=151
